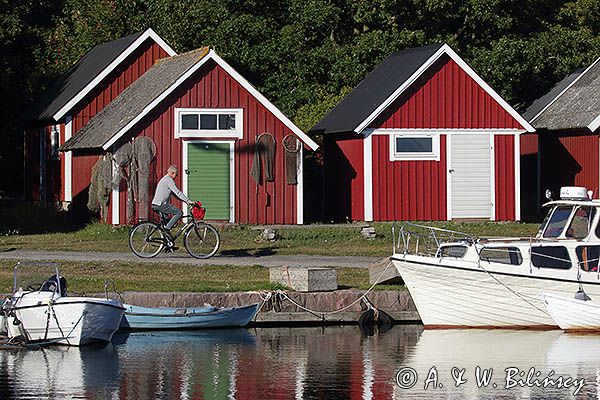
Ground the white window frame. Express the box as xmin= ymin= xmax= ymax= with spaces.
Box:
xmin=389 ymin=132 xmax=440 ymax=161
xmin=174 ymin=108 xmax=243 ymax=139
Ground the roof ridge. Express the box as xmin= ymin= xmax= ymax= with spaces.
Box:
xmin=155 ymin=47 xmax=210 ymax=65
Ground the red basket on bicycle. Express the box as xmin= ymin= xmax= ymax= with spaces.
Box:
xmin=191 ymin=201 xmax=206 ymax=220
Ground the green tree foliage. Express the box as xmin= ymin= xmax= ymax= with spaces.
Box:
xmin=1 ymin=0 xmax=599 ymax=196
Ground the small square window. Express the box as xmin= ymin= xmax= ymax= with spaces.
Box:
xmin=200 ymin=114 xmax=218 ymax=130
xmin=181 ymin=114 xmax=199 ymax=130
xmin=396 ymin=137 xmax=432 ymax=153
xmin=390 ymin=133 xmax=439 ymax=161
xmin=219 ymin=114 xmax=236 ymax=130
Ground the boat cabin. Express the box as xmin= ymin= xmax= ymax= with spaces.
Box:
xmin=537 ymin=186 xmax=597 ymax=240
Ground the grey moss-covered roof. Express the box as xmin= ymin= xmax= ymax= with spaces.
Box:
xmin=60 ymin=48 xmax=209 ymax=151
xmin=522 ymin=69 xmax=583 ymax=121
xmin=309 ymin=43 xmax=444 ymax=135
xmin=25 ymin=31 xmax=146 ymax=121
xmin=528 ymin=58 xmax=600 ymax=131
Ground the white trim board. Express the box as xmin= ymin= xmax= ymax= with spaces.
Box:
xmin=354 ymin=43 xmax=535 ymax=134
xmin=529 ymin=55 xmax=600 ymax=123
xmin=514 ymin=134 xmax=521 ymax=221
xmin=363 ymin=134 xmax=373 ymax=222
xmin=111 ymin=154 xmax=120 ymax=225
xmin=103 ymin=49 xmax=318 ymax=151
xmin=296 ymin=146 xmax=304 ymax=224
xmin=367 ymin=128 xmax=525 ymax=136
xmin=64 ymin=116 xmax=73 ymax=202
xmin=589 ymin=114 xmax=600 ymax=133
xmin=53 ymin=28 xmax=177 ymax=121
xmin=183 ymin=140 xmax=235 ymax=223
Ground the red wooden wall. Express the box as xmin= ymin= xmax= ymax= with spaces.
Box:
xmin=540 ymin=132 xmax=599 ymax=197
xmin=323 ymin=134 xmax=364 ymax=221
xmin=116 ymin=59 xmax=302 ymax=225
xmin=494 ymin=135 xmax=515 ymax=221
xmin=70 ymin=39 xmax=170 ymax=211
xmin=519 ymin=133 xmax=539 ymax=220
xmin=24 ymin=124 xmax=62 ymax=203
xmin=372 ymin=135 xmax=447 ymax=221
xmin=372 ymin=55 xmax=524 ymax=130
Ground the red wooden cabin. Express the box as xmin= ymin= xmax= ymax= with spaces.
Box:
xmin=59 ymin=47 xmax=318 ymax=225
xmin=310 ymin=43 xmax=534 ymax=222
xmin=524 ymin=56 xmax=600 ymax=203
xmin=24 ymin=29 xmax=176 ymax=208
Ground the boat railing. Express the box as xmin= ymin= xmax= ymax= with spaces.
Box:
xmin=103 ymin=280 xmax=123 ymax=303
xmin=393 ymin=222 xmax=477 ymax=256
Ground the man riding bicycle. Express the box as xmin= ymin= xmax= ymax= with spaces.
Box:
xmin=151 ymin=165 xmax=192 ymax=238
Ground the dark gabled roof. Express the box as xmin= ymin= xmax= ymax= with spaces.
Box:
xmin=60 ymin=48 xmax=210 ymax=151
xmin=25 ymin=31 xmax=148 ymax=121
xmin=528 ymin=57 xmax=600 ymax=131
xmin=523 ymin=69 xmax=584 ymax=121
xmin=309 ymin=43 xmax=444 ymax=135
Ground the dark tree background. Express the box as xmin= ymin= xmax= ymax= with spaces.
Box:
xmin=1 ymin=0 xmax=598 ymax=197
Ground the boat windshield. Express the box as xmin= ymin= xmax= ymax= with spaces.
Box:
xmin=541 ymin=206 xmax=573 ymax=238
xmin=13 ymin=261 xmax=60 ymax=293
xmin=565 ymin=206 xmax=595 ymax=239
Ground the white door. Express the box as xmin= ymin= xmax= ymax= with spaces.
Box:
xmin=449 ymin=134 xmax=492 ymax=219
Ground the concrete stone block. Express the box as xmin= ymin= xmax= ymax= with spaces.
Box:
xmin=361 ymin=226 xmax=376 ymax=239
xmin=270 ymin=266 xmax=337 ymax=292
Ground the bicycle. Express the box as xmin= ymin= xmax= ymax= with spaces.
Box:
xmin=128 ymin=201 xmax=220 ymax=259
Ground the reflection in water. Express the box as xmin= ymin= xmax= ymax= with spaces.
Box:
xmin=1 ymin=325 xmax=600 ymax=399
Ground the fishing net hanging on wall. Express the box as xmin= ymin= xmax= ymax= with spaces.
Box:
xmin=283 ymin=134 xmax=301 ymax=185
xmin=87 ymin=155 xmax=112 ymax=222
xmin=251 ymin=132 xmax=276 ymax=186
xmin=131 ymin=137 xmax=156 ymax=221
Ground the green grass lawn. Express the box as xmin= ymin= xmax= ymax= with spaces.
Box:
xmin=0 ymin=260 xmax=403 ymax=294
xmin=0 ymin=220 xmax=541 ymax=257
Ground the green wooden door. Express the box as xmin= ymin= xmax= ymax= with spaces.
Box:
xmin=187 ymin=142 xmax=231 ymax=220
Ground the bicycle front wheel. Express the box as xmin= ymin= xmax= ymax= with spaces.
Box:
xmin=129 ymin=222 xmax=165 ymax=258
xmin=184 ymin=222 xmax=220 ymax=259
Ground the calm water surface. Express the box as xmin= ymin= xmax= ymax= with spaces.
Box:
xmin=1 ymin=325 xmax=599 ymax=399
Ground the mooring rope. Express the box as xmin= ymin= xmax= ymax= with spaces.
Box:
xmin=476 ymin=261 xmax=550 ymax=316
xmin=251 ymin=261 xmax=395 ymax=317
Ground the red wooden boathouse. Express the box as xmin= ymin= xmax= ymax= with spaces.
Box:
xmin=524 ymin=55 xmax=600 ymax=204
xmin=59 ymin=47 xmax=318 ymax=225
xmin=24 ymin=28 xmax=176 ymax=208
xmin=310 ymin=43 xmax=534 ymax=222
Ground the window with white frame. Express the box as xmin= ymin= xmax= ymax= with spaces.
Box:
xmin=390 ymin=133 xmax=439 ymax=161
xmin=175 ymin=108 xmax=243 ymax=138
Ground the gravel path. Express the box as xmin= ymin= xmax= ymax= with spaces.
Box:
xmin=0 ymin=249 xmax=381 ymax=268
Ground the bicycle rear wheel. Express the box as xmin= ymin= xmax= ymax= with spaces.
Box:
xmin=129 ymin=222 xmax=165 ymax=258
xmin=184 ymin=222 xmax=220 ymax=259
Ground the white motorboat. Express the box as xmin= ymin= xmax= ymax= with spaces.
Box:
xmin=542 ymin=291 xmax=600 ymax=331
xmin=391 ymin=186 xmax=600 ymax=328
xmin=3 ymin=262 xmax=124 ymax=346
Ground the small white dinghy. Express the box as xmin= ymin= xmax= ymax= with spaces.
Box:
xmin=542 ymin=291 xmax=600 ymax=331
xmin=2 ymin=262 xmax=124 ymax=346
